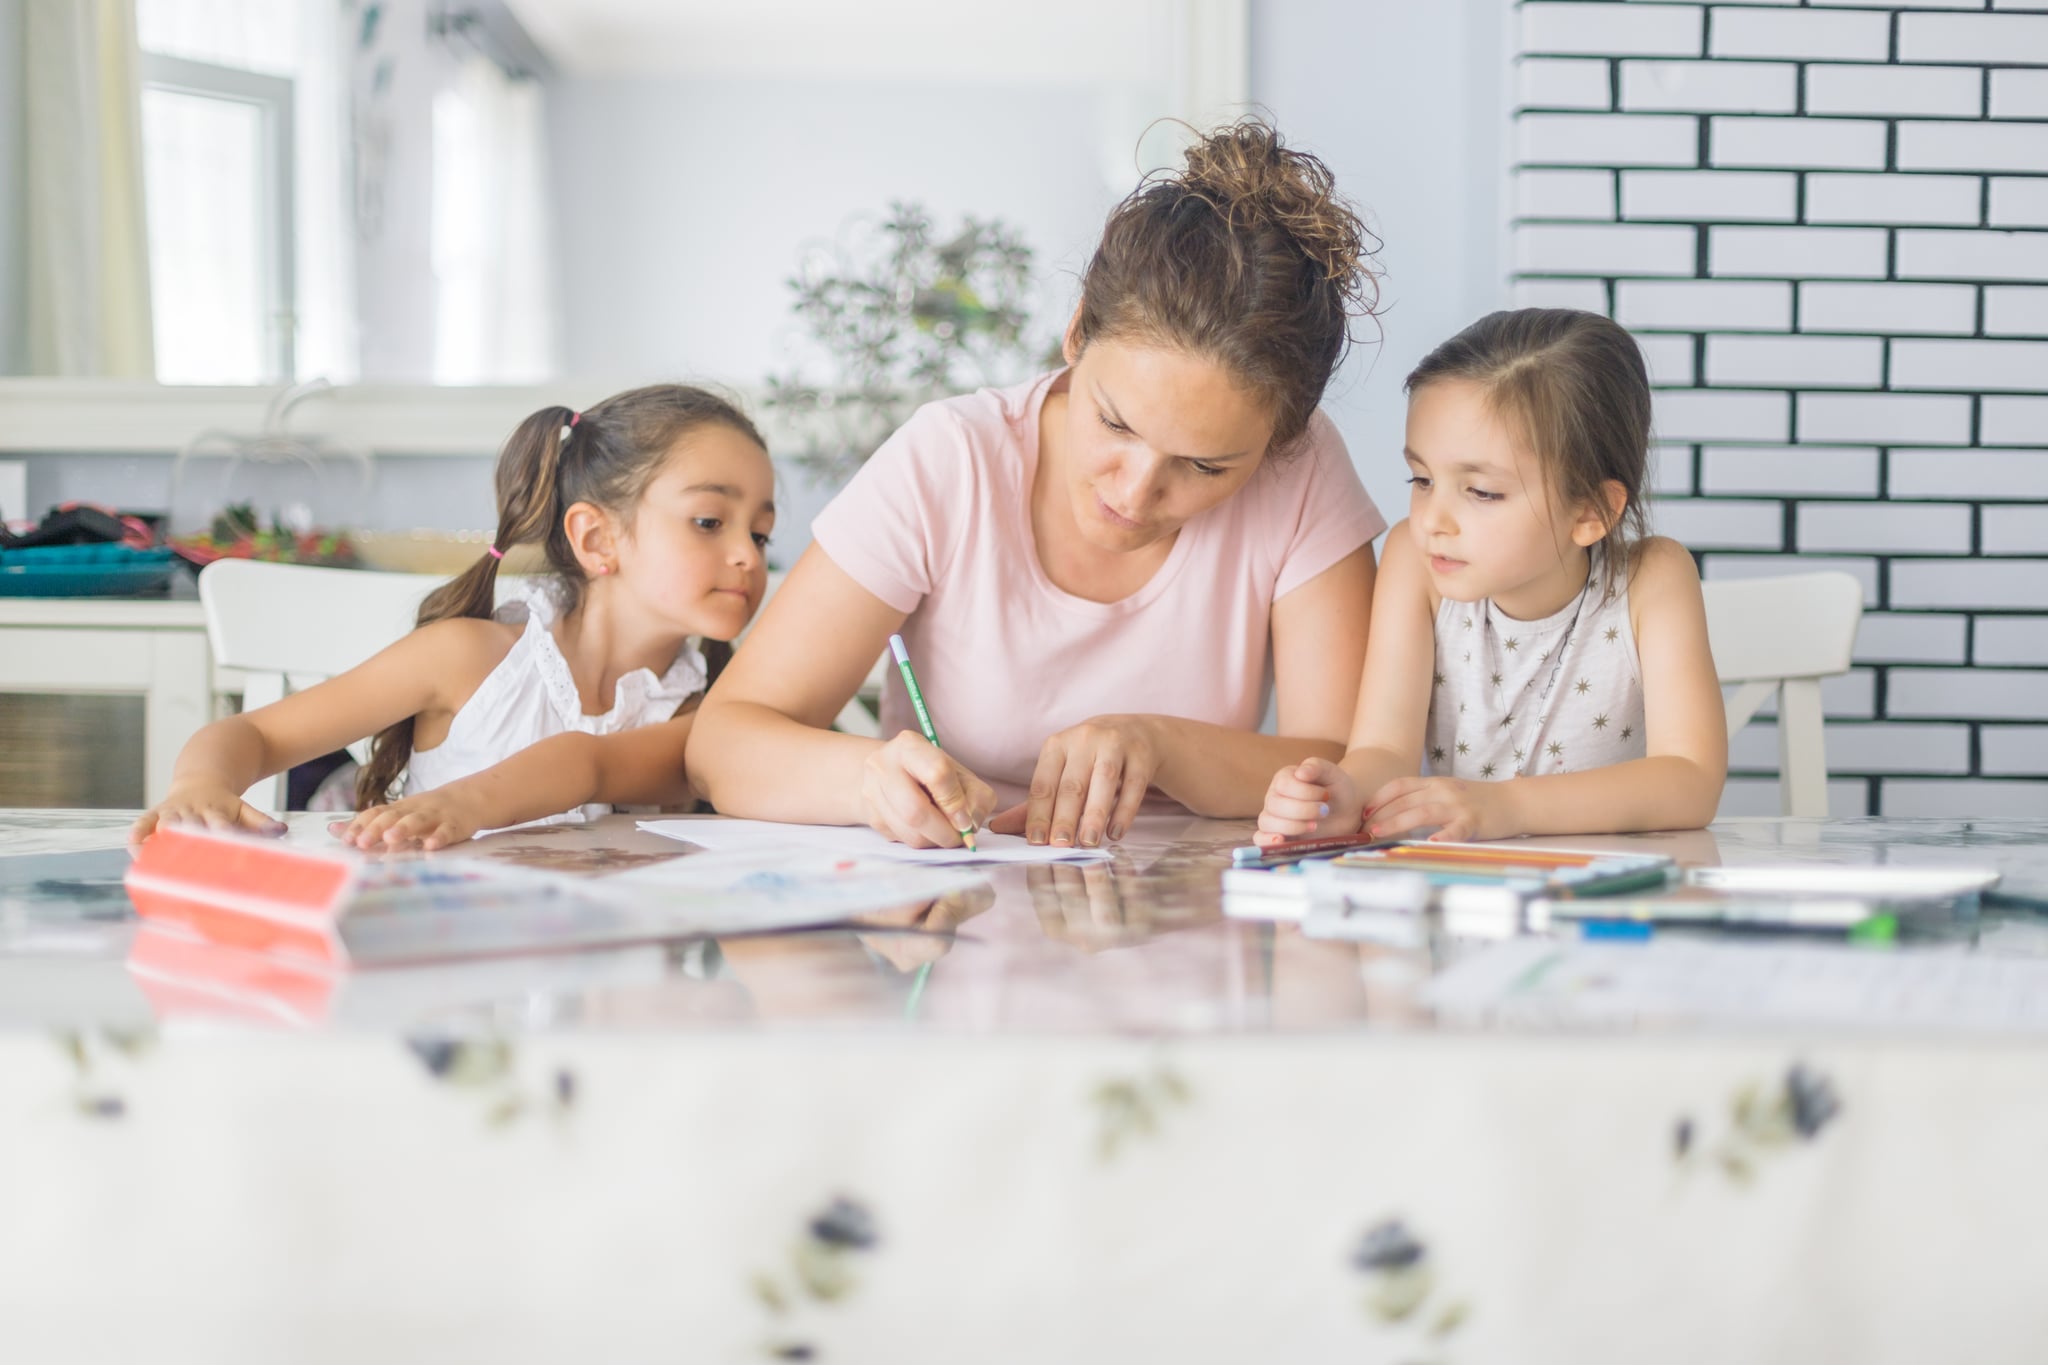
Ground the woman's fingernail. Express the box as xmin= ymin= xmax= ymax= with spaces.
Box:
xmin=1318 ymin=803 xmax=1331 ymax=817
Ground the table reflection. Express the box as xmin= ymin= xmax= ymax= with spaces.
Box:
xmin=5 ymin=809 xmax=2048 ymax=1037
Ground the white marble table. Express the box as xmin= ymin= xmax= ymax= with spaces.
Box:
xmin=3 ymin=811 xmax=2046 ymax=1362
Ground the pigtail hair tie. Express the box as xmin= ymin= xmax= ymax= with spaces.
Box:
xmin=558 ymin=410 xmax=583 ymax=444
xmin=486 ymin=545 xmax=504 ymax=560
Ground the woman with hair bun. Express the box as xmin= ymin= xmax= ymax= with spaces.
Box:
xmin=689 ymin=118 xmax=1387 ymax=849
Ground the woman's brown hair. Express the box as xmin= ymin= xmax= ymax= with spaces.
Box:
xmin=1072 ymin=116 xmax=1380 ymax=454
xmin=1404 ymin=308 xmax=1654 ymax=577
xmin=354 ymin=384 xmax=765 ymax=809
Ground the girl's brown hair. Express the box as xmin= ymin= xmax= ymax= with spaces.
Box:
xmin=1403 ymin=308 xmax=1653 ymax=575
xmin=1073 ymin=116 xmax=1380 ymax=453
xmin=354 ymin=384 xmax=765 ymax=809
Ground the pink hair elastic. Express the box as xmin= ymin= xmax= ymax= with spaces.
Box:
xmin=486 ymin=546 xmax=504 ymax=560
xmin=559 ymin=410 xmax=582 ymax=443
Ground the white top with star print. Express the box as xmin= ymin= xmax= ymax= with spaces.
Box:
xmin=1423 ymin=545 xmax=1645 ymax=782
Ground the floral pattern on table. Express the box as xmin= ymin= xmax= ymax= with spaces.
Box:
xmin=1674 ymin=1060 xmax=1842 ymax=1187
xmin=749 ymin=1196 xmax=882 ymax=1361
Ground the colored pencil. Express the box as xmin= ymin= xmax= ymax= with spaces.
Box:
xmin=887 ymin=633 xmax=977 ymax=852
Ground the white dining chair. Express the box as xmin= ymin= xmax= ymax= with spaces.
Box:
xmin=198 ymin=560 xmax=523 ymax=813
xmin=1700 ymin=571 xmax=1864 ymax=818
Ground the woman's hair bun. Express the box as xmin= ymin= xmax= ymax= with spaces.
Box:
xmin=1177 ymin=116 xmax=1373 ymax=301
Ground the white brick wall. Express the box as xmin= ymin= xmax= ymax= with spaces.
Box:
xmin=1523 ymin=3 xmax=1704 ymax=58
xmin=1797 ymin=392 xmax=1972 ymax=443
xmin=1804 ymin=173 xmax=1982 ymax=227
xmin=1805 ymin=64 xmax=1983 ymax=118
xmin=1519 ymin=168 xmax=1615 ymax=219
xmin=1797 ymin=282 xmax=1977 ymax=334
xmin=1896 ymin=10 xmax=2048 ymax=64
xmin=1518 ymin=57 xmax=1615 ymax=111
xmin=1897 ymin=123 xmax=2048 ymax=174
xmin=1891 ymin=560 xmax=2048 ymax=609
xmin=1983 ymin=505 xmax=2048 ymax=554
xmin=1705 ymin=334 xmax=1883 ymax=386
xmin=1889 ymin=448 xmax=2048 ymax=500
xmin=1991 ymin=70 xmax=2048 ymax=120
xmin=1891 ymin=339 xmax=2048 ymax=391
xmin=1985 ymin=286 xmax=2048 ymax=336
xmin=1984 ymin=397 xmax=2048 ymax=444
xmin=1710 ymin=8 xmax=1890 ymax=61
xmin=1850 ymin=613 xmax=1969 ymax=664
xmin=1700 ymin=444 xmax=1879 ymax=495
xmin=1521 ymin=113 xmax=1699 ymax=166
xmin=1897 ymin=230 xmax=2048 ymax=281
xmin=1512 ymin=1 xmax=2048 ymax=813
xmin=1992 ymin=179 xmax=2048 ymax=228
xmin=1881 ymin=780 xmax=2048 ymax=818
xmin=1981 ymin=726 xmax=2048 ymax=777
xmin=1616 ymin=279 xmax=1792 ymax=329
xmin=1709 ymin=226 xmax=1888 ymax=278
xmin=1620 ymin=60 xmax=1797 ymax=113
xmin=1978 ymin=617 xmax=2048 ymax=665
xmin=1621 ymin=170 xmax=1795 ymax=220
xmin=1515 ymin=223 xmax=1698 ymax=275
xmin=1797 ymin=501 xmax=1973 ymax=553
xmin=1711 ymin=116 xmax=1887 ymax=169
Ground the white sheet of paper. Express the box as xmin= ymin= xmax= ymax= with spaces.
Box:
xmin=637 ymin=818 xmax=1114 ymax=865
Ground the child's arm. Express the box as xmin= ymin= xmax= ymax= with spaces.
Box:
xmin=1258 ymin=526 xmax=1435 ymax=843
xmin=129 ymin=619 xmax=510 ymax=842
xmin=1365 ymin=537 xmax=1728 ymax=840
xmin=332 ymin=711 xmax=701 ymax=850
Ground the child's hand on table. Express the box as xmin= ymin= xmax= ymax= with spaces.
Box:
xmin=1362 ymin=775 xmax=1513 ymax=843
xmin=1254 ymin=757 xmax=1364 ymax=847
xmin=330 ymin=789 xmax=486 ymax=852
xmin=130 ymin=782 xmax=287 ymax=844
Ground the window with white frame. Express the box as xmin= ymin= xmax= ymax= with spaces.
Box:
xmin=135 ymin=0 xmax=299 ymax=384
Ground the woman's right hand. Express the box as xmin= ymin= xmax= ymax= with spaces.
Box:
xmin=860 ymin=731 xmax=997 ymax=848
xmin=130 ymin=780 xmax=288 ymax=844
xmin=1254 ymin=756 xmax=1364 ymax=847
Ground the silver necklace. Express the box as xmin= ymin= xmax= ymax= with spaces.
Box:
xmin=1484 ymin=562 xmax=1596 ymax=776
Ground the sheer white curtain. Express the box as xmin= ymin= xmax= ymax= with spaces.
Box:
xmin=24 ymin=0 xmax=156 ymax=378
xmin=431 ymin=54 xmax=556 ymax=385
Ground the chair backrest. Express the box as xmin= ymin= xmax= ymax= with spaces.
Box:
xmin=1700 ymin=571 xmax=1863 ymax=817
xmin=198 ymin=560 xmax=528 ymax=811
xmin=200 ymin=560 xmax=451 ymax=678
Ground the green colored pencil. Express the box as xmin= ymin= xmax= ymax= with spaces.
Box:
xmin=888 ymin=633 xmax=977 ymax=851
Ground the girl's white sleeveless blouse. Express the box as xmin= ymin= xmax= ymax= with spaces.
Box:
xmin=402 ymin=582 xmax=707 ymax=825
xmin=1424 ymin=547 xmax=1646 ymax=781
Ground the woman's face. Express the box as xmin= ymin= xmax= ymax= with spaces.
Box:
xmin=1058 ymin=334 xmax=1277 ymax=554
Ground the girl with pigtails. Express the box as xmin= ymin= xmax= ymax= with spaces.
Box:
xmin=133 ymin=385 xmax=776 ymax=850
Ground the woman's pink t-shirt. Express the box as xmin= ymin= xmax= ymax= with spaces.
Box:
xmin=809 ymin=370 xmax=1387 ymax=805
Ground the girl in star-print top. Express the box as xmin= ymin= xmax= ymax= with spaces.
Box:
xmin=1257 ymin=308 xmax=1727 ymax=845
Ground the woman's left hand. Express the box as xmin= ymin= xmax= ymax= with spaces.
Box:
xmin=329 ymin=789 xmax=486 ymax=851
xmin=988 ymin=715 xmax=1163 ymax=847
xmin=1362 ymin=775 xmax=1515 ymax=843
